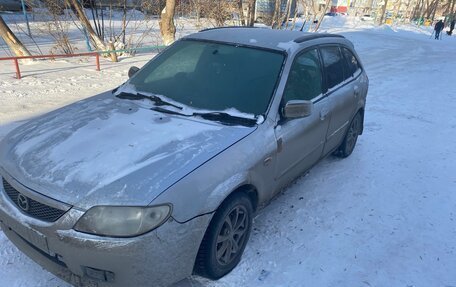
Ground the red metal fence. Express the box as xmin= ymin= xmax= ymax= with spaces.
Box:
xmin=0 ymin=52 xmax=101 ymax=79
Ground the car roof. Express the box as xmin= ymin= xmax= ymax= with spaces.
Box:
xmin=183 ymin=27 xmax=345 ymax=52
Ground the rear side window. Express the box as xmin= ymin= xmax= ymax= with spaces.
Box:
xmin=342 ymin=47 xmax=361 ymax=77
xmin=320 ymin=46 xmax=345 ymax=90
xmin=283 ymin=49 xmax=323 ymax=102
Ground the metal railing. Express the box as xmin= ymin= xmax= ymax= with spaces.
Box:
xmin=0 ymin=45 xmax=166 ymax=79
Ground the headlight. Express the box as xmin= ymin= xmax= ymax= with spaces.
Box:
xmin=74 ymin=205 xmax=171 ymax=237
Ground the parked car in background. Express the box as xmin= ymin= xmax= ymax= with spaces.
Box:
xmin=0 ymin=28 xmax=368 ymax=287
xmin=361 ymin=14 xmax=374 ymax=21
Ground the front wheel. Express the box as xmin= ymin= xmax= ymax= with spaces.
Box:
xmin=194 ymin=193 xmax=253 ymax=279
xmin=335 ymin=112 xmax=362 ymax=158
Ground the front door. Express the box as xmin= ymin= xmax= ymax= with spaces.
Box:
xmin=274 ymin=48 xmax=330 ymax=185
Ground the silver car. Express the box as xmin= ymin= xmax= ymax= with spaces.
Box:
xmin=0 ymin=28 xmax=368 ymax=287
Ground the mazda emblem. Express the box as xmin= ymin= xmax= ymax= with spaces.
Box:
xmin=17 ymin=193 xmax=29 ymax=212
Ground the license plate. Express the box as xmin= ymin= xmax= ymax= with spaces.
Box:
xmin=0 ymin=216 xmax=49 ymax=254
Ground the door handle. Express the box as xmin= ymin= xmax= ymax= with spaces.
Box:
xmin=354 ymin=85 xmax=360 ymax=97
xmin=320 ymin=109 xmax=329 ymax=121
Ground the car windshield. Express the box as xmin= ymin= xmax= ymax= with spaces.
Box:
xmin=127 ymin=40 xmax=285 ymax=116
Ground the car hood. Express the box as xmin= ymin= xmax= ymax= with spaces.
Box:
xmin=0 ymin=92 xmax=256 ymax=210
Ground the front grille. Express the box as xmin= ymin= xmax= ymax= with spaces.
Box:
xmin=2 ymin=178 xmax=67 ymax=222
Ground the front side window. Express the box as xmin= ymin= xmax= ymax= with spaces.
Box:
xmin=320 ymin=46 xmax=345 ymax=89
xmin=129 ymin=40 xmax=285 ymax=116
xmin=282 ymin=49 xmax=323 ymax=103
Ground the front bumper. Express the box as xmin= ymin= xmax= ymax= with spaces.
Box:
xmin=0 ymin=176 xmax=212 ymax=287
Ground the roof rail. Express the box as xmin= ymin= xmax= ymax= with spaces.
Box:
xmin=199 ymin=26 xmax=262 ymax=32
xmin=294 ymin=33 xmax=345 ymax=43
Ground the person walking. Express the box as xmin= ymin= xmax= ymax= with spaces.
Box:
xmin=434 ymin=20 xmax=444 ymax=39
xmin=449 ymin=19 xmax=455 ymax=36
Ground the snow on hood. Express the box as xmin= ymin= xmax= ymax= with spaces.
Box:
xmin=0 ymin=92 xmax=256 ymax=209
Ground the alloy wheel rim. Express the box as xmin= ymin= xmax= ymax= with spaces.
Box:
xmin=346 ymin=117 xmax=360 ymax=152
xmin=216 ymin=206 xmax=249 ymax=266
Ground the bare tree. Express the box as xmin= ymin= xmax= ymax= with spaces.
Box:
xmin=379 ymin=0 xmax=390 ymax=24
xmin=304 ymin=0 xmax=319 ymax=31
xmin=160 ymin=0 xmax=177 ymax=45
xmin=314 ymin=0 xmax=331 ymax=31
xmin=394 ymin=0 xmax=403 ymax=20
xmin=246 ymin=0 xmax=257 ymax=26
xmin=237 ymin=0 xmax=246 ymax=25
xmin=282 ymin=0 xmax=293 ymax=29
xmin=272 ymin=0 xmax=282 ymax=28
xmin=66 ymin=0 xmax=107 ymax=50
xmin=404 ymin=0 xmax=415 ymax=21
xmin=40 ymin=0 xmax=76 ymax=54
xmin=206 ymin=0 xmax=234 ymax=27
xmin=289 ymin=3 xmax=299 ymax=30
xmin=430 ymin=0 xmax=439 ymax=20
xmin=189 ymin=0 xmax=203 ymax=26
xmin=122 ymin=0 xmax=127 ymax=44
xmin=0 ymin=15 xmax=32 ymax=57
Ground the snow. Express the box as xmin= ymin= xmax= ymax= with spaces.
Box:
xmin=277 ymin=40 xmax=301 ymax=52
xmin=13 ymin=100 xmax=221 ymax=195
xmin=1 ymin=15 xmax=456 ymax=287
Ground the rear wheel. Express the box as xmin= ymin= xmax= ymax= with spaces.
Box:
xmin=195 ymin=193 xmax=253 ymax=279
xmin=335 ymin=112 xmax=362 ymax=158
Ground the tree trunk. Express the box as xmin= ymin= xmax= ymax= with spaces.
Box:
xmin=411 ymin=0 xmax=422 ymax=21
xmin=67 ymin=0 xmax=107 ymax=50
xmin=379 ymin=0 xmax=389 ymax=25
xmin=283 ymin=0 xmax=293 ymax=29
xmin=247 ymin=0 xmax=257 ymax=26
xmin=404 ymin=0 xmax=413 ymax=22
xmin=159 ymin=0 xmax=176 ymax=46
xmin=0 ymin=15 xmax=32 ymax=57
xmin=237 ymin=0 xmax=245 ymax=25
xmin=314 ymin=0 xmax=331 ymax=31
xmin=290 ymin=5 xmax=299 ymax=30
xmin=394 ymin=0 xmax=402 ymax=20
xmin=424 ymin=0 xmax=437 ymax=18
xmin=430 ymin=0 xmax=438 ymax=20
xmin=351 ymin=0 xmax=358 ymax=16
xmin=122 ymin=0 xmax=127 ymax=44
xmin=419 ymin=0 xmax=428 ymax=21
xmin=108 ymin=41 xmax=118 ymax=62
xmin=272 ymin=0 xmax=282 ymax=29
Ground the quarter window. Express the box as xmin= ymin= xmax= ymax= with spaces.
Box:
xmin=320 ymin=46 xmax=345 ymax=90
xmin=283 ymin=49 xmax=323 ymax=102
xmin=342 ymin=47 xmax=361 ymax=77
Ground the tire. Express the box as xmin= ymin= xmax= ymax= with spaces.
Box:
xmin=335 ymin=112 xmax=362 ymax=158
xmin=194 ymin=193 xmax=253 ymax=279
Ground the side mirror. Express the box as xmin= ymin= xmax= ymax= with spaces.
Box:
xmin=128 ymin=66 xmax=140 ymax=78
xmin=283 ymin=100 xmax=313 ymax=119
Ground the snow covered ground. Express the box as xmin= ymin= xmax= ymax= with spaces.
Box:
xmin=1 ymin=15 xmax=456 ymax=287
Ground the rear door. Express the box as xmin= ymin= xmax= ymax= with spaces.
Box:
xmin=320 ymin=45 xmax=358 ymax=155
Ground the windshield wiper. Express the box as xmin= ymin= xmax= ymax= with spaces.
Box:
xmin=116 ymin=92 xmax=183 ymax=110
xmin=150 ymin=106 xmax=187 ymax=116
xmin=194 ymin=112 xmax=257 ymax=127
xmin=150 ymin=108 xmax=256 ymax=127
